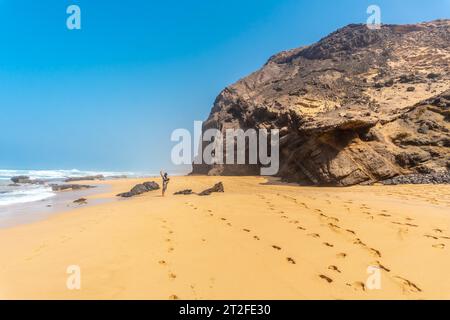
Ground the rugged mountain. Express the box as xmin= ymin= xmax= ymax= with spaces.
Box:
xmin=192 ymin=20 xmax=450 ymax=186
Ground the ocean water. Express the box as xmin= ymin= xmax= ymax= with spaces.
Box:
xmin=0 ymin=169 xmax=144 ymax=207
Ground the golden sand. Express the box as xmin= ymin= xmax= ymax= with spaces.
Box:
xmin=0 ymin=176 xmax=449 ymax=300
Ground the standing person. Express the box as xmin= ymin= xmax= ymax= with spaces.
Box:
xmin=160 ymin=171 xmax=170 ymax=197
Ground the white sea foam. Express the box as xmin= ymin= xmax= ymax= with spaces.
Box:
xmin=0 ymin=169 xmax=152 ymax=207
xmin=0 ymin=185 xmax=55 ymax=207
xmin=0 ymin=169 xmax=142 ymax=181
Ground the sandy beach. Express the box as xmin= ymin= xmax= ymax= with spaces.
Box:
xmin=0 ymin=176 xmax=449 ymax=300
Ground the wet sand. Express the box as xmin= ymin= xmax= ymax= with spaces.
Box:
xmin=0 ymin=183 xmax=112 ymax=229
xmin=0 ymin=176 xmax=449 ymax=299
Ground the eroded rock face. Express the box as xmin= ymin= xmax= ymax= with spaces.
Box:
xmin=192 ymin=20 xmax=450 ymax=186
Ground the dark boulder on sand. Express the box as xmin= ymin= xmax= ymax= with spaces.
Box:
xmin=117 ymin=181 xmax=160 ymax=198
xmin=73 ymin=198 xmax=88 ymax=205
xmin=198 ymin=182 xmax=224 ymax=196
xmin=143 ymin=181 xmax=160 ymax=191
xmin=174 ymin=189 xmax=194 ymax=195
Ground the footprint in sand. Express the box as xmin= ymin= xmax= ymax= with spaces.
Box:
xmin=169 ymin=273 xmax=177 ymax=279
xmin=378 ymin=213 xmax=391 ymax=217
xmin=253 ymin=236 xmax=260 ymax=240
xmin=374 ymin=261 xmax=391 ymax=272
xmin=328 ymin=223 xmax=341 ymax=230
xmin=299 ymin=202 xmax=309 ymax=209
xmin=159 ymin=260 xmax=167 ymax=266
xmin=433 ymin=229 xmax=444 ymax=233
xmin=424 ymin=234 xmax=439 ymax=240
xmin=405 ymin=223 xmax=419 ymax=228
xmin=207 ymin=277 xmax=217 ymax=289
xmin=308 ymin=233 xmax=320 ymax=238
xmin=168 ymin=247 xmax=174 ymax=253
xmin=328 ymin=217 xmax=340 ymax=223
xmin=320 ymin=214 xmax=339 ymax=223
xmin=337 ymin=253 xmax=347 ymax=259
xmin=393 ymin=276 xmax=422 ymax=293
xmin=323 ymin=242 xmax=334 ymax=248
xmin=243 ymin=229 xmax=251 ymax=233
xmin=60 ymin=236 xmax=72 ymax=244
xmin=297 ymin=226 xmax=306 ymax=231
xmin=432 ymin=243 xmax=445 ymax=249
xmin=286 ymin=257 xmax=296 ymax=264
xmin=190 ymin=285 xmax=198 ymax=299
xmin=34 ymin=244 xmax=47 ymax=253
xmin=319 ymin=275 xmax=333 ymax=283
xmin=369 ymin=248 xmax=382 ymax=258
xmin=328 ymin=265 xmax=341 ymax=273
xmin=169 ymin=295 xmax=179 ymax=300
xmin=272 ymin=245 xmax=282 ymax=250
xmin=347 ymin=282 xmax=365 ymax=292
xmin=354 ymin=239 xmax=382 ymax=257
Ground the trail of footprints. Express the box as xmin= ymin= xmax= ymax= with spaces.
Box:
xmin=159 ymin=219 xmax=181 ymax=300
xmin=337 ymin=199 xmax=449 ymax=251
xmin=272 ymin=193 xmax=427 ymax=294
xmin=183 ymin=194 xmax=441 ymax=296
xmin=160 ymin=217 xmax=206 ymax=300
xmin=185 ymin=197 xmax=300 ymax=273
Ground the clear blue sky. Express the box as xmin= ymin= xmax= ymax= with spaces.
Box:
xmin=0 ymin=0 xmax=448 ymax=172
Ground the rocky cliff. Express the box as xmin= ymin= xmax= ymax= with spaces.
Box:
xmin=192 ymin=20 xmax=450 ymax=186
